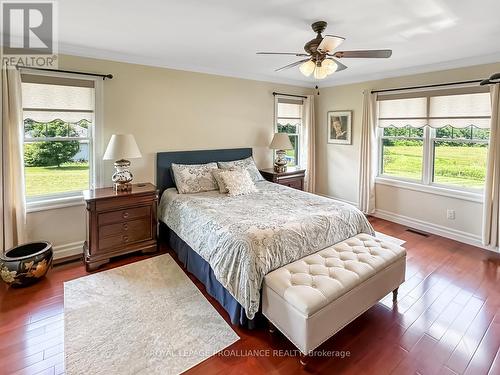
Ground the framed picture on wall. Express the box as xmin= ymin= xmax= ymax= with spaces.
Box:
xmin=327 ymin=110 xmax=352 ymax=145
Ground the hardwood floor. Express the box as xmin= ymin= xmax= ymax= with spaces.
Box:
xmin=1 ymin=217 xmax=499 ymax=374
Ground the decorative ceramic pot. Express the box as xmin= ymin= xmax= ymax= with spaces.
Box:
xmin=0 ymin=241 xmax=53 ymax=287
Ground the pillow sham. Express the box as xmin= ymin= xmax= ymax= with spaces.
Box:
xmin=171 ymin=162 xmax=218 ymax=194
xmin=217 ymin=156 xmax=264 ymax=182
xmin=219 ymin=169 xmax=257 ymax=196
xmin=212 ymin=169 xmax=229 ymax=194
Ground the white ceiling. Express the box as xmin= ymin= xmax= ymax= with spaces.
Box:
xmin=55 ymin=0 xmax=500 ymax=87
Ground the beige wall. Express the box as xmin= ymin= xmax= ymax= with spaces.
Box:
xmin=27 ymin=205 xmax=86 ymax=258
xmin=27 ymin=55 xmax=312 ymax=257
xmin=315 ymin=61 xmax=500 ymax=246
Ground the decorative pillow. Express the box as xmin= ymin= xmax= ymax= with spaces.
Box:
xmin=212 ymin=169 xmax=229 ymax=194
xmin=171 ymin=162 xmax=218 ymax=194
xmin=219 ymin=169 xmax=258 ymax=196
xmin=217 ymin=156 xmax=264 ymax=182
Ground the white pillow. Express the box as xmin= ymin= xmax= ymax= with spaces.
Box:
xmin=219 ymin=169 xmax=257 ymax=196
xmin=171 ymin=162 xmax=218 ymax=194
xmin=218 ymin=156 xmax=264 ymax=182
xmin=211 ymin=169 xmax=229 ymax=194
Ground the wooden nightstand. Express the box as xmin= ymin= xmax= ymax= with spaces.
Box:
xmin=83 ymin=183 xmax=158 ymax=271
xmin=259 ymin=167 xmax=306 ymax=191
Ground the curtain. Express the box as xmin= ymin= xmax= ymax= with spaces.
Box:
xmin=358 ymin=91 xmax=378 ymax=214
xmin=1 ymin=66 xmax=26 ymax=253
xmin=301 ymin=94 xmax=315 ymax=192
xmin=482 ymin=84 xmax=500 ymax=248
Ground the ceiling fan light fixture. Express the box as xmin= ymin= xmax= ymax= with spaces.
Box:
xmin=322 ymin=59 xmax=337 ymax=75
xmin=299 ymin=60 xmax=315 ymax=77
xmin=257 ymin=21 xmax=392 ymax=80
xmin=314 ymin=66 xmax=328 ymax=80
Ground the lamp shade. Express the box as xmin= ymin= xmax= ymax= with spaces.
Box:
xmin=103 ymin=134 xmax=142 ymax=160
xmin=269 ymin=133 xmax=293 ymax=150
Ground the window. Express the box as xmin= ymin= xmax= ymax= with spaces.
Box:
xmin=378 ymin=87 xmax=491 ymax=191
xmin=21 ymin=73 xmax=99 ymax=203
xmin=275 ymin=96 xmax=304 ymax=167
xmin=380 ymin=126 xmax=425 ymax=181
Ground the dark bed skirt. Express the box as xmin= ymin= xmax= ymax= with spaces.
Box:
xmin=161 ymin=223 xmax=260 ymax=328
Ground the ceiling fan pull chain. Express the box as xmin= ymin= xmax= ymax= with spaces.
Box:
xmin=315 ymin=85 xmax=320 ymax=95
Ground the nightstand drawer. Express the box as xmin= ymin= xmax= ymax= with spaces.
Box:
xmin=279 ymin=178 xmax=303 ymax=190
xmin=95 ymin=193 xmax=157 ymax=211
xmin=99 ymin=218 xmax=149 ymax=238
xmin=98 ymin=225 xmax=152 ymax=250
xmin=98 ymin=206 xmax=150 ymax=225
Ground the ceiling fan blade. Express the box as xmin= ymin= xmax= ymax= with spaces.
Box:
xmin=317 ymin=35 xmax=345 ymax=53
xmin=275 ymin=58 xmax=311 ymax=72
xmin=333 ymin=49 xmax=392 ymax=58
xmin=257 ymin=52 xmax=310 ymax=57
xmin=331 ymin=58 xmax=348 ymax=72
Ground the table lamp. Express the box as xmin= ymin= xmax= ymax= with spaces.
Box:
xmin=103 ymin=134 xmax=142 ymax=191
xmin=269 ymin=133 xmax=293 ymax=173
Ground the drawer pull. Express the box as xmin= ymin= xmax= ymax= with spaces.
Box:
xmin=123 ymin=223 xmax=128 ymax=231
xmin=122 ymin=235 xmax=129 ymax=242
xmin=122 ymin=212 xmax=129 ymax=219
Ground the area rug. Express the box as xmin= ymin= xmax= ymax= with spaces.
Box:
xmin=64 ymin=254 xmax=239 ymax=375
xmin=375 ymin=231 xmax=406 ymax=246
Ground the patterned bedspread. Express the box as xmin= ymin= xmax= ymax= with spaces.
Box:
xmin=159 ymin=181 xmax=374 ymax=319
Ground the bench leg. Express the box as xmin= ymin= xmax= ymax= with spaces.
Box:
xmin=299 ymin=353 xmax=308 ymax=367
xmin=268 ymin=320 xmax=276 ymax=334
xmin=392 ymin=287 xmax=399 ymax=302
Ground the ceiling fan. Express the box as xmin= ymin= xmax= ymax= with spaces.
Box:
xmin=257 ymin=21 xmax=392 ymax=79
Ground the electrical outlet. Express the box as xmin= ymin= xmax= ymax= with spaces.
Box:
xmin=447 ymin=209 xmax=455 ymax=220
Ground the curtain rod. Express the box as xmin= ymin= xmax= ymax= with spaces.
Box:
xmin=15 ymin=65 xmax=113 ymax=80
xmin=272 ymin=92 xmax=307 ymax=99
xmin=370 ymin=79 xmax=483 ymax=94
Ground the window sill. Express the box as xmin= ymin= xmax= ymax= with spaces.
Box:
xmin=375 ymin=177 xmax=484 ymax=203
xmin=26 ymin=195 xmax=85 ymax=213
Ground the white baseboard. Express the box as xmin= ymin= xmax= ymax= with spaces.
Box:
xmin=373 ymin=209 xmax=496 ymax=252
xmin=53 ymin=241 xmax=84 ymax=260
xmin=315 ymin=194 xmax=497 ymax=252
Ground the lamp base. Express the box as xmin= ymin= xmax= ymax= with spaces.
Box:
xmin=274 ymin=149 xmax=288 ymax=173
xmin=114 ymin=182 xmax=132 ymax=192
xmin=274 ymin=164 xmax=287 ymax=173
xmin=112 ymin=159 xmax=134 ymax=191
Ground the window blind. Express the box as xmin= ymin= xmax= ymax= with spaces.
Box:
xmin=377 ymin=86 xmax=491 ymax=129
xmin=277 ymin=97 xmax=303 ymax=119
xmin=21 ymin=74 xmax=95 ymax=123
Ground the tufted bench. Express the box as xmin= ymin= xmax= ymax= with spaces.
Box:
xmin=262 ymin=233 xmax=406 ymax=359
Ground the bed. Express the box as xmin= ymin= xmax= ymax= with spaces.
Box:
xmin=156 ymin=148 xmax=374 ymax=327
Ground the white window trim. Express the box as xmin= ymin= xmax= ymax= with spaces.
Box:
xmin=26 ymin=195 xmax=85 ymax=213
xmin=375 ymin=176 xmax=484 ymax=203
xmin=21 ymin=70 xmax=104 ymax=211
xmin=273 ymin=95 xmax=304 ymax=167
xmin=376 ymin=87 xmax=490 ymax=200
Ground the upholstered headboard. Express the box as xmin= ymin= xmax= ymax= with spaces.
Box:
xmin=156 ymin=148 xmax=253 ymax=195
